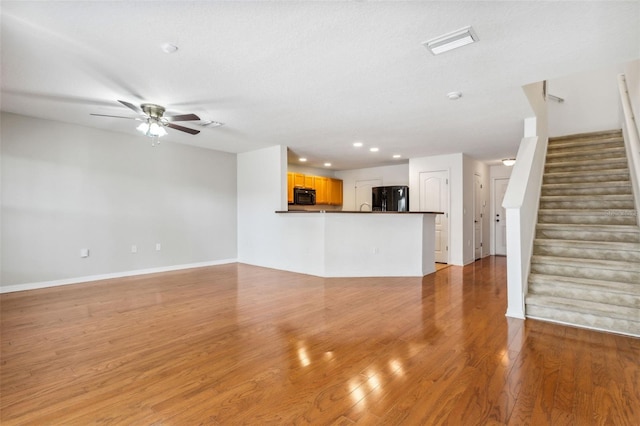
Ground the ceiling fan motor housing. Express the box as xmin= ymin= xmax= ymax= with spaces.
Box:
xmin=141 ymin=103 xmax=166 ymax=119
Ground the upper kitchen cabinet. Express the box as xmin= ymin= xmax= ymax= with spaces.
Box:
xmin=287 ymin=171 xmax=343 ymax=206
xmin=328 ymin=178 xmax=343 ymax=206
xmin=304 ymin=175 xmax=315 ymax=189
xmin=287 ymin=173 xmax=294 ymax=203
xmin=315 ymin=176 xmax=343 ymax=206
xmin=315 ymin=176 xmax=328 ymax=204
xmin=293 ymin=173 xmax=305 ymax=188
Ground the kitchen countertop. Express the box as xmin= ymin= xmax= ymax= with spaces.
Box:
xmin=276 ymin=210 xmax=444 ymax=214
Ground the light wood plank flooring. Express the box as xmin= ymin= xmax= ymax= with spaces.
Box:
xmin=1 ymin=257 xmax=639 ymax=424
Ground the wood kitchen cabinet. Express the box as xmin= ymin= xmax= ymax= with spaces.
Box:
xmin=328 ymin=178 xmax=343 ymax=205
xmin=286 ymin=172 xmax=343 ymax=206
xmin=287 ymin=172 xmax=294 ymax=203
xmin=293 ymin=173 xmax=305 ymax=188
xmin=304 ymin=175 xmax=315 ymax=189
xmin=314 ymin=176 xmax=328 ymax=204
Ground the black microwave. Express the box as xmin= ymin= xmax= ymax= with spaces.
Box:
xmin=293 ymin=187 xmax=316 ymax=205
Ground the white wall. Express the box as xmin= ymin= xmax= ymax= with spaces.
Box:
xmin=237 ymin=145 xmax=326 ymax=276
xmin=335 ymin=163 xmax=409 ymax=211
xmin=287 ymin=164 xmax=337 ymax=178
xmin=503 ymin=81 xmax=549 ymax=319
xmin=324 ymin=213 xmax=434 ymax=277
xmin=1 ymin=112 xmax=238 ymax=290
xmin=548 ymin=64 xmax=626 ymax=137
xmin=623 ymin=60 xmax=640 ymax=123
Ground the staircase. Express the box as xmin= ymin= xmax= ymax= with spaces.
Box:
xmin=526 ymin=129 xmax=640 ymax=337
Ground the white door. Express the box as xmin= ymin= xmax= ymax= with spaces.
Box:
xmin=494 ymin=178 xmax=509 ymax=256
xmin=474 ymin=174 xmax=483 ymax=260
xmin=355 ymin=179 xmax=382 ymax=211
xmin=419 ymin=170 xmax=449 ymax=263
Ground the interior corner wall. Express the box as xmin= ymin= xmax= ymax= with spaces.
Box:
xmin=0 ymin=112 xmax=238 ymax=289
xmin=548 ymin=64 xmax=626 ymax=137
xmin=237 ymin=145 xmax=325 ymax=276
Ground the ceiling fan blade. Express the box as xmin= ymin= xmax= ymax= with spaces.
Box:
xmin=166 ymin=113 xmax=201 ymax=122
xmin=167 ymin=122 xmax=200 ymax=135
xmin=118 ymin=100 xmax=142 ymax=114
xmin=90 ymin=113 xmax=141 ymax=120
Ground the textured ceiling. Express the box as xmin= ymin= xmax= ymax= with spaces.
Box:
xmin=2 ymin=1 xmax=639 ymax=170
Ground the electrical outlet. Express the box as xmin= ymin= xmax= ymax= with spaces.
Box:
xmin=131 ymin=244 xmax=137 ymax=253
xmin=373 ymin=247 xmax=380 ymax=254
xmin=155 ymin=243 xmax=161 ymax=251
xmin=80 ymin=248 xmax=89 ymax=258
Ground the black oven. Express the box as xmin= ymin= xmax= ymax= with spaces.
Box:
xmin=293 ymin=187 xmax=316 ymax=205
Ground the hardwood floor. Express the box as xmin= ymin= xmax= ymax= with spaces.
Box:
xmin=1 ymin=256 xmax=638 ymax=425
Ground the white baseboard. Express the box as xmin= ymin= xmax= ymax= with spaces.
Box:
xmin=0 ymin=258 xmax=238 ymax=294
xmin=505 ymin=308 xmax=526 ymax=320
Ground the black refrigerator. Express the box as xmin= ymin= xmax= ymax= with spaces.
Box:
xmin=371 ymin=186 xmax=409 ymax=212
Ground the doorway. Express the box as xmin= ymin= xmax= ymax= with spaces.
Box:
xmin=419 ymin=170 xmax=449 ymax=264
xmin=493 ymin=178 xmax=509 ymax=256
xmin=474 ymin=174 xmax=483 ymax=260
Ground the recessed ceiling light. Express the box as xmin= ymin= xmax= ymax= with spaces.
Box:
xmin=160 ymin=43 xmax=179 ymax=54
xmin=324 ymin=162 xmax=332 ymax=167
xmin=423 ymin=26 xmax=478 ymax=55
xmin=299 ymin=158 xmax=307 ymax=162
xmin=502 ymin=158 xmax=516 ymax=166
xmin=353 ymin=142 xmax=363 ymax=147
xmin=393 ymin=154 xmax=402 ymax=159
xmin=447 ymin=91 xmax=462 ymax=100
xmin=369 ymin=147 xmax=379 ymax=152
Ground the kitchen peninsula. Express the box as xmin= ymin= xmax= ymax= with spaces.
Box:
xmin=275 ymin=210 xmax=443 ymax=277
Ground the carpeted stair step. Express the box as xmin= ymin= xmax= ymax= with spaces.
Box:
xmin=539 ymin=194 xmax=635 ymax=210
xmin=541 ymin=181 xmax=633 ymax=196
xmin=535 ymin=224 xmax=640 ymax=243
xmin=529 ymin=274 xmax=640 ymax=300
xmin=547 ymin=138 xmax=625 ymax=154
xmin=548 ymin=130 xmax=622 ymax=144
xmin=533 ymin=239 xmax=640 ymax=262
xmin=530 ymin=255 xmax=640 ymax=284
xmin=527 ymin=293 xmax=640 ymax=319
xmin=543 ymin=168 xmax=630 ymax=185
xmin=545 ymin=146 xmax=626 ymax=163
xmin=538 ymin=208 xmax=637 ymax=225
xmin=544 ymin=157 xmax=629 ymax=173
xmin=525 ymin=303 xmax=640 ymax=336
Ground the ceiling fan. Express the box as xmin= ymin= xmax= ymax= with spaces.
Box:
xmin=91 ymin=100 xmax=201 ymax=138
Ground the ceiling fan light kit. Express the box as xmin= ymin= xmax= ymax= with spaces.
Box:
xmin=91 ymin=100 xmax=204 ymax=144
xmin=137 ymin=119 xmax=167 ymax=136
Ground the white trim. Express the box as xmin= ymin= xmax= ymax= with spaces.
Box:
xmin=0 ymin=259 xmax=238 ymax=294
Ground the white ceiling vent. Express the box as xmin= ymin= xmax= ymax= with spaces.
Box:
xmin=423 ymin=26 xmax=478 ymax=55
